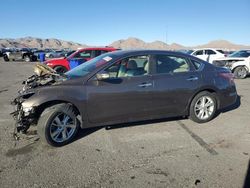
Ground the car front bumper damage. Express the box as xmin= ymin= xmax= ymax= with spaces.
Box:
xmin=10 ymin=93 xmax=37 ymax=140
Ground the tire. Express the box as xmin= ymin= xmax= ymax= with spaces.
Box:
xmin=233 ymin=66 xmax=248 ymax=79
xmin=3 ymin=55 xmax=9 ymax=62
xmin=24 ymin=55 xmax=31 ymax=62
xmin=189 ymin=91 xmax=217 ymax=123
xmin=37 ymin=103 xmax=80 ymax=147
xmin=54 ymin=66 xmax=68 ymax=74
xmin=49 ymin=54 xmax=53 ymax=58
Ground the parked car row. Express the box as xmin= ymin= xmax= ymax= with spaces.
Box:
xmin=0 ymin=47 xmax=75 ymax=62
xmin=1 ymin=48 xmax=37 ymax=62
xmin=179 ymin=48 xmax=250 ymax=79
xmin=2 ymin=46 xmax=250 ymax=79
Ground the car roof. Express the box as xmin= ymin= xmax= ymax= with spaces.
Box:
xmin=103 ymin=49 xmax=194 ymax=58
xmin=193 ymin=48 xmax=224 ymax=51
xmin=78 ymin=47 xmax=118 ymax=51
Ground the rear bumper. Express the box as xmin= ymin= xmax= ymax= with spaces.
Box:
xmin=218 ymin=89 xmax=238 ymax=110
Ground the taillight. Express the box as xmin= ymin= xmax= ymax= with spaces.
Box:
xmin=219 ymin=72 xmax=234 ymax=84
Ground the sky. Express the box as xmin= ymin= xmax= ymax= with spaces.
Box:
xmin=0 ymin=0 xmax=249 ymax=46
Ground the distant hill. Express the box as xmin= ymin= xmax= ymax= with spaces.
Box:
xmin=109 ymin=37 xmax=185 ymax=50
xmin=110 ymin=38 xmax=250 ymax=50
xmin=0 ymin=37 xmax=87 ymax=49
xmin=0 ymin=36 xmax=249 ymax=50
xmin=194 ymin=40 xmax=250 ymax=50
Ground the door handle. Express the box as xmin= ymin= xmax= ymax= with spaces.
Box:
xmin=138 ymin=83 xmax=153 ymax=87
xmin=186 ymin=76 xmax=198 ymax=81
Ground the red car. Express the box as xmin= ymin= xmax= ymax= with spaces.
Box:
xmin=44 ymin=47 xmax=118 ymax=73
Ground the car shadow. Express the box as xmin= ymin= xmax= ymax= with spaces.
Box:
xmin=244 ymin=160 xmax=250 ymax=188
xmin=105 ymin=116 xmax=185 ymax=130
xmin=74 ymin=126 xmax=102 ymax=142
xmin=72 ymin=116 xmax=185 ymax=144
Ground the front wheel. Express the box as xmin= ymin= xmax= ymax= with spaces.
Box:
xmin=233 ymin=66 xmax=248 ymax=79
xmin=24 ymin=55 xmax=31 ymax=62
xmin=189 ymin=91 xmax=217 ymax=123
xmin=37 ymin=104 xmax=80 ymax=146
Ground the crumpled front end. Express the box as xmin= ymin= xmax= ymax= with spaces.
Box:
xmin=10 ymin=63 xmax=65 ymax=140
xmin=11 ymin=91 xmax=37 ymax=138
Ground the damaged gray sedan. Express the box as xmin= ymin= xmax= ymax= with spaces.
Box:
xmin=11 ymin=50 xmax=237 ymax=146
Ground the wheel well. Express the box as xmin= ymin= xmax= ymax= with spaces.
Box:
xmin=232 ymin=65 xmax=249 ymax=73
xmin=35 ymin=100 xmax=81 ymax=119
xmin=54 ymin=65 xmax=67 ymax=70
xmin=22 ymin=53 xmax=29 ymax=58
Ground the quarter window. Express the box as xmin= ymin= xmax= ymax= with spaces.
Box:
xmin=190 ymin=59 xmax=202 ymax=70
xmin=154 ymin=55 xmax=190 ymax=74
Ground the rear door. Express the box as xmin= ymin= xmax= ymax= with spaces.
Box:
xmin=150 ymin=54 xmax=202 ymax=117
xmin=205 ymin=49 xmax=217 ymax=63
xmin=86 ymin=55 xmax=153 ymax=123
xmin=194 ymin=50 xmax=208 ymax=61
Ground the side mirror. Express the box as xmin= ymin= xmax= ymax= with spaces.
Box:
xmin=96 ymin=72 xmax=110 ymax=80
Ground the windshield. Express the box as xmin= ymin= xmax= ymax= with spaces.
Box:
xmin=65 ymin=53 xmax=115 ymax=78
xmin=229 ymin=50 xmax=250 ymax=58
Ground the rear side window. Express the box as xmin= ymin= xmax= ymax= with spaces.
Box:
xmin=194 ymin=50 xmax=203 ymax=55
xmin=190 ymin=59 xmax=202 ymax=70
xmin=217 ymin=50 xmax=225 ymax=54
xmin=104 ymin=55 xmax=149 ymax=78
xmin=74 ymin=50 xmax=92 ymax=58
xmin=154 ymin=55 xmax=190 ymax=74
xmin=205 ymin=50 xmax=216 ymax=55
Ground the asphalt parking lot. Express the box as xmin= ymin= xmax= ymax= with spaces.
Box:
xmin=0 ymin=60 xmax=249 ymax=188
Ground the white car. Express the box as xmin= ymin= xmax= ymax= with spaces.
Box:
xmin=191 ymin=48 xmax=226 ymax=63
xmin=213 ymin=50 xmax=250 ymax=79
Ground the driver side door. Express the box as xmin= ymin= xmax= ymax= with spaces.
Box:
xmin=86 ymin=55 xmax=153 ymax=124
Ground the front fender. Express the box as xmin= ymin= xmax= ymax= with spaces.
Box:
xmin=22 ymin=85 xmax=87 ymax=125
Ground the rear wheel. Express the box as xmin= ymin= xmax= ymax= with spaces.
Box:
xmin=233 ymin=66 xmax=247 ymax=79
xmin=24 ymin=55 xmax=31 ymax=62
xmin=37 ymin=104 xmax=80 ymax=147
xmin=3 ymin=55 xmax=9 ymax=62
xmin=189 ymin=91 xmax=217 ymax=123
xmin=54 ymin=66 xmax=68 ymax=74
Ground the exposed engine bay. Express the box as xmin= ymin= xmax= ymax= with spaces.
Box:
xmin=11 ymin=63 xmax=65 ymax=140
xmin=213 ymin=59 xmax=244 ymax=68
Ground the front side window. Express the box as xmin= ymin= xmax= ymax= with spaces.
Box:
xmin=154 ymin=55 xmax=190 ymax=74
xmin=104 ymin=55 xmax=149 ymax=78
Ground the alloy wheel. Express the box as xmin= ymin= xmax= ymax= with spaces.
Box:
xmin=49 ymin=113 xmax=76 ymax=143
xmin=194 ymin=96 xmax=215 ymax=120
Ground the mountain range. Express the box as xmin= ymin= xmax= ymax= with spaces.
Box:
xmin=0 ymin=37 xmax=249 ymax=50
